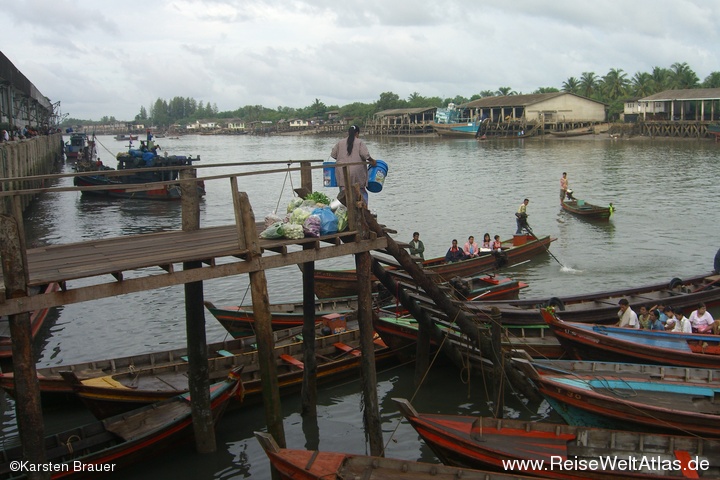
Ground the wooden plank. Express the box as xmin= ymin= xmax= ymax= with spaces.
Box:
xmin=280 ymin=354 xmax=304 ymax=369
xmin=334 ymin=342 xmax=361 ymax=357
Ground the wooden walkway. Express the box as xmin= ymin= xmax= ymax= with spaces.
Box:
xmin=0 ymin=224 xmax=387 ymax=317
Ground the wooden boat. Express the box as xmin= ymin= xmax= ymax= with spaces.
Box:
xmin=394 ymin=398 xmax=720 ymax=479
xmin=255 ymin=432 xmax=536 ymax=480
xmin=431 ymin=121 xmax=482 ymax=138
xmin=73 ymin=148 xmax=205 ymax=200
xmin=512 ymin=356 xmax=720 ymax=437
xmin=59 ymin=325 xmax=391 ymax=419
xmin=204 ymin=295 xmax=362 ymax=338
xmin=314 ymin=234 xmax=555 ymax=298
xmin=114 ymin=134 xmax=138 ymax=141
xmin=0 ymin=282 xmax=61 ymax=361
xmin=561 ymin=198 xmax=614 ymax=220
xmin=465 ymin=273 xmax=720 ymax=326
xmin=64 ymin=133 xmax=89 ymax=162
xmin=541 ymin=307 xmax=720 ymax=368
xmin=374 ymin=314 xmax=563 ymax=363
xmin=206 ymin=274 xmax=526 ymax=338
xmin=0 ymin=369 xmax=241 ymax=479
xmin=549 ymin=127 xmax=593 ymax=137
xmin=0 ymin=323 xmax=315 ymax=404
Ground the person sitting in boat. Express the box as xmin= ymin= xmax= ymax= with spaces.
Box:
xmin=492 ymin=235 xmax=502 ymax=251
xmin=665 ymin=306 xmax=692 ymax=333
xmin=688 ymin=302 xmax=717 ymax=334
xmin=638 ymin=305 xmax=651 ymax=329
xmin=480 ymin=233 xmax=492 ymax=251
xmin=463 ymin=236 xmax=480 ymax=258
xmin=616 ymin=298 xmax=639 ymax=329
xmin=648 ymin=309 xmax=664 ymax=330
xmin=445 ymin=239 xmax=466 ymax=263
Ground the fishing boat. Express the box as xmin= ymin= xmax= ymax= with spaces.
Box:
xmin=59 ymin=324 xmax=391 ymax=419
xmin=561 ymin=198 xmax=614 ymax=220
xmin=394 ymin=398 xmax=720 ymax=479
xmin=464 ymin=273 xmax=720 ymax=326
xmin=206 ymin=274 xmax=526 ymax=338
xmin=204 ymin=295 xmax=363 ymax=338
xmin=0 ymin=323 xmax=318 ymax=405
xmin=431 ymin=121 xmax=483 ymax=138
xmin=549 ymin=127 xmax=593 ymax=137
xmin=314 ymin=234 xmax=555 ymax=299
xmin=541 ymin=307 xmax=720 ymax=368
xmin=0 ymin=282 xmax=61 ymax=361
xmin=64 ymin=133 xmax=93 ymax=162
xmin=114 ymin=134 xmax=138 ymax=141
xmin=255 ymin=432 xmax=536 ymax=480
xmin=73 ymin=146 xmax=205 ymax=200
xmin=0 ymin=369 xmax=241 ymax=479
xmin=512 ymin=356 xmax=720 ymax=437
xmin=374 ymin=314 xmax=563 ymax=362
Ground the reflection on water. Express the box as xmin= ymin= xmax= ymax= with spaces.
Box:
xmin=6 ymin=135 xmax=720 ymax=479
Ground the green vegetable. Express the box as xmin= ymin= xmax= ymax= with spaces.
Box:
xmin=304 ymin=191 xmax=331 ymax=206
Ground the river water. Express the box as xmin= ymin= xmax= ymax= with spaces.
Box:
xmin=2 ymin=133 xmax=719 ymax=478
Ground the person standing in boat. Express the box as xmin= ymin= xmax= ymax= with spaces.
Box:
xmin=515 ymin=198 xmax=529 ymax=234
xmin=616 ymin=298 xmax=639 ymax=328
xmin=331 ymin=125 xmax=377 ymax=206
xmin=560 ymin=172 xmax=568 ymax=204
xmin=408 ymin=232 xmax=425 ymax=260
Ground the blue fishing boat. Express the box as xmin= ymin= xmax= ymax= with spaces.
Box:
xmin=513 ymin=356 xmax=720 ymax=437
xmin=541 ymin=308 xmax=720 ymax=368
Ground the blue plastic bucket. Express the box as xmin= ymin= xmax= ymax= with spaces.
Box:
xmin=323 ymin=161 xmax=337 ymax=187
xmin=367 ymin=159 xmax=388 ymax=193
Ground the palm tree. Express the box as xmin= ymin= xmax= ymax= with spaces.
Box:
xmin=631 ymin=72 xmax=654 ymax=97
xmin=479 ymin=90 xmax=496 ymax=98
xmin=579 ymin=72 xmax=599 ymax=98
xmin=496 ymin=87 xmax=516 ymax=96
xmin=650 ymin=66 xmax=670 ymax=92
xmin=703 ymin=72 xmax=720 ymax=88
xmin=562 ymin=77 xmax=580 ymax=94
xmin=669 ymin=62 xmax=699 ymax=89
xmin=602 ymin=68 xmax=630 ymax=101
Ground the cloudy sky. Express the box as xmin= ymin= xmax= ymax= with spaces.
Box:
xmin=2 ymin=0 xmax=719 ymax=121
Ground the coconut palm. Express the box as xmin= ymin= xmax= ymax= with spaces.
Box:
xmin=579 ymin=72 xmax=599 ymax=98
xmin=669 ymin=62 xmax=699 ymax=89
xmin=562 ymin=77 xmax=580 ymax=94
xmin=703 ymin=72 xmax=720 ymax=88
xmin=631 ymin=72 xmax=654 ymax=98
xmin=496 ymin=87 xmax=517 ymax=96
xmin=602 ymin=68 xmax=630 ymax=101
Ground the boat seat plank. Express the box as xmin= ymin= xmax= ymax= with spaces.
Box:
xmin=105 ymin=401 xmax=190 ymax=441
xmin=674 ymin=450 xmax=700 ymax=479
xmin=216 ymin=350 xmax=234 ymax=358
xmin=280 ymin=354 xmax=304 ymax=369
xmin=334 ymin=342 xmax=361 ymax=356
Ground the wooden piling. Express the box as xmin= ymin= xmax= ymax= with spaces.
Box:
xmin=490 ymin=307 xmax=504 ymax=418
xmin=233 ymin=186 xmax=286 ymax=448
xmin=0 ymin=211 xmax=47 ymax=480
xmin=181 ymin=169 xmax=217 ymax=453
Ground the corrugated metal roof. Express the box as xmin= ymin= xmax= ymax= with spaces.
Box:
xmin=374 ymin=107 xmax=436 ymax=116
xmin=461 ymin=92 xmax=605 ymax=108
xmin=640 ymin=88 xmax=720 ymax=101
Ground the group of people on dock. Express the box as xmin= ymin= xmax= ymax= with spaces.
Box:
xmin=616 ymin=299 xmax=718 ymax=334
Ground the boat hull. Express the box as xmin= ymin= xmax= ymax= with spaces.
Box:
xmin=73 ymin=175 xmax=205 ymax=201
xmin=314 ymin=235 xmax=554 ymax=299
xmin=561 ymin=200 xmax=612 ymax=219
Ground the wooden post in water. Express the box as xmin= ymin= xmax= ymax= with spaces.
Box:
xmin=0 ymin=198 xmax=47 ymax=480
xmin=232 ymin=185 xmax=286 ymax=448
xmin=180 ymin=169 xmax=217 ymax=453
xmin=490 ymin=307 xmax=504 ymax=418
xmin=298 ymin=162 xmax=318 ymax=417
xmin=348 ymin=184 xmax=383 ymax=456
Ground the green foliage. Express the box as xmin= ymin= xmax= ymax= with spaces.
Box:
xmin=304 ymin=191 xmax=331 ymax=205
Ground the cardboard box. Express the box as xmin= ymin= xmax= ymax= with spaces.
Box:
xmin=322 ymin=313 xmax=347 ymax=334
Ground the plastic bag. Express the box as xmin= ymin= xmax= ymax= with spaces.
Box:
xmin=312 ymin=207 xmax=338 ymax=235
xmin=287 ymin=197 xmax=304 ymax=213
xmin=335 ymin=205 xmax=348 ymax=232
xmin=303 ymin=214 xmax=321 ymax=237
xmin=260 ymin=222 xmax=285 ymax=239
xmin=264 ymin=213 xmax=283 ymax=229
xmin=283 ymin=223 xmax=304 ymax=239
xmin=290 ymin=206 xmax=314 ymax=225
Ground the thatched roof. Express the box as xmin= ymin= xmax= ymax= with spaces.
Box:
xmin=640 ymin=88 xmax=720 ymax=102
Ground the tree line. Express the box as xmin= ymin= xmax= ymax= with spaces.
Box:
xmin=62 ymin=62 xmax=720 ymax=127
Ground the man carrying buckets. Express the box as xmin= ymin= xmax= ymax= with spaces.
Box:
xmin=330 ymin=125 xmax=387 ymax=206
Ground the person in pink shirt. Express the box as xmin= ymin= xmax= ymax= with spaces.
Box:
xmin=688 ymin=302 xmax=717 ymax=334
xmin=463 ymin=236 xmax=480 ymax=257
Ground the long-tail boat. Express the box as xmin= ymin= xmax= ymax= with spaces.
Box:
xmin=314 ymin=234 xmax=554 ymax=299
xmin=254 ymin=432 xmax=536 ymax=480
xmin=0 ymin=323 xmax=317 ymax=405
xmin=512 ymin=356 xmax=720 ymax=437
xmin=60 ymin=326 xmax=390 ymax=419
xmin=0 ymin=282 xmax=61 ymax=361
xmin=541 ymin=307 xmax=720 ymax=368
xmin=394 ymin=398 xmax=720 ymax=479
xmin=464 ymin=273 xmax=720 ymax=326
xmin=0 ymin=368 xmax=241 ymax=479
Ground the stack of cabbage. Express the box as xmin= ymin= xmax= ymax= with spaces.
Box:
xmin=260 ymin=192 xmax=347 ymax=240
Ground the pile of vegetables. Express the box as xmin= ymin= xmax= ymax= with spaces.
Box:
xmin=262 ymin=192 xmax=346 ymax=240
